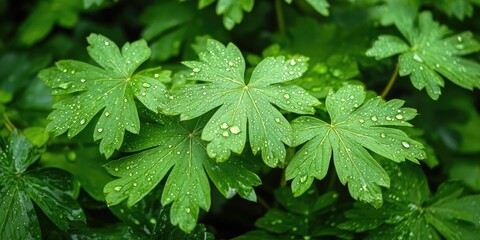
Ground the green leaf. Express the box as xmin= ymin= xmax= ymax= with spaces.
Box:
xmin=17 ymin=0 xmax=83 ymax=46
xmin=23 ymin=127 xmax=49 ymax=147
xmin=0 ymin=132 xmax=85 ymax=238
xmin=39 ymin=147 xmax=115 ymax=201
xmin=215 ymin=0 xmax=254 ymax=30
xmin=39 ymin=33 xmax=171 ymax=157
xmin=109 ymin=187 xmax=214 ymax=239
xmin=237 ymin=187 xmax=349 ymax=239
xmin=104 ymin=116 xmax=261 ymax=232
xmin=305 ymin=0 xmax=330 ymax=16
xmin=429 ymin=0 xmax=478 ymax=20
xmin=286 ymin=85 xmax=425 ymax=207
xmin=168 ymin=39 xmax=319 ymax=167
xmin=340 ymin=161 xmax=480 ymax=240
xmin=367 ymin=11 xmax=480 ymax=100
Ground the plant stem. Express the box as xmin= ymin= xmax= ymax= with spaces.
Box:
xmin=3 ymin=112 xmax=15 ymax=132
xmin=381 ymin=63 xmax=399 ymax=99
xmin=275 ymin=0 xmax=286 ymax=35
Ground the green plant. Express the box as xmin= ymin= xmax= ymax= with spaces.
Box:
xmin=1 ymin=0 xmax=480 ymax=239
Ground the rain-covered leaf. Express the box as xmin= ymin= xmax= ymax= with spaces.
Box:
xmin=39 ymin=33 xmax=171 ymax=157
xmin=284 ymin=0 xmax=330 ymax=16
xmin=340 ymin=161 xmax=480 ymax=240
xmin=17 ymin=0 xmax=83 ymax=46
xmin=0 ymin=132 xmax=85 ymax=239
xmin=237 ymin=187 xmax=351 ymax=239
xmin=168 ymin=39 xmax=320 ymax=167
xmin=104 ymin=116 xmax=261 ymax=232
xmin=286 ymin=85 xmax=425 ymax=207
xmin=367 ymin=11 xmax=480 ymax=100
xmin=109 ymin=186 xmax=214 ymax=239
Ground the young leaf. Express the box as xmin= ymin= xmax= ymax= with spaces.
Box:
xmin=215 ymin=0 xmax=254 ymax=30
xmin=168 ymin=39 xmax=320 ymax=167
xmin=367 ymin=11 xmax=480 ymax=100
xmin=0 ymin=132 xmax=85 ymax=239
xmin=39 ymin=33 xmax=171 ymax=157
xmin=286 ymin=85 xmax=425 ymax=207
xmin=104 ymin=116 xmax=261 ymax=232
xmin=340 ymin=161 xmax=480 ymax=240
xmin=284 ymin=0 xmax=330 ymax=16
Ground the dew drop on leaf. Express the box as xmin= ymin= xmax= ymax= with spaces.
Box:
xmin=395 ymin=114 xmax=404 ymax=120
xmin=105 ymin=112 xmax=110 ymax=117
xmin=97 ymin=128 xmax=103 ymax=133
xmin=283 ymin=93 xmax=290 ymax=99
xmin=290 ymin=59 xmax=296 ymax=66
xmin=80 ymin=119 xmax=86 ymax=125
xmin=401 ymin=141 xmax=410 ymax=148
xmin=142 ymin=82 xmax=150 ymax=88
xmin=413 ymin=53 xmax=423 ymax=63
xmin=300 ymin=175 xmax=307 ymax=183
xmin=222 ymin=131 xmax=230 ymax=137
xmin=275 ymin=118 xmax=280 ymax=123
xmin=229 ymin=126 xmax=241 ymax=134
xmin=371 ymin=116 xmax=378 ymax=122
xmin=220 ymin=123 xmax=229 ymax=129
xmin=114 ymin=186 xmax=122 ymax=191
xmin=80 ymin=79 xmax=86 ymax=83
xmin=192 ymin=67 xmax=200 ymax=73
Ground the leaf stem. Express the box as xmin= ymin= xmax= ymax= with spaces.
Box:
xmin=3 ymin=112 xmax=15 ymax=132
xmin=381 ymin=63 xmax=399 ymax=99
xmin=275 ymin=0 xmax=286 ymax=35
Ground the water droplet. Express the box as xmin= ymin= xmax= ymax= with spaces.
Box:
xmin=283 ymin=94 xmax=290 ymax=99
xmin=114 ymin=167 xmax=119 ymax=171
xmin=359 ymin=119 xmax=365 ymax=123
xmin=300 ymin=175 xmax=307 ymax=183
xmin=275 ymin=118 xmax=280 ymax=123
xmin=413 ymin=53 xmax=423 ymax=63
xmin=185 ymin=208 xmax=191 ymax=213
xmin=228 ymin=61 xmax=234 ymax=66
xmin=114 ymin=186 xmax=122 ymax=191
xmin=97 ymin=128 xmax=103 ymax=133
xmin=192 ymin=67 xmax=200 ymax=73
xmin=395 ymin=114 xmax=403 ymax=120
xmin=435 ymin=63 xmax=440 ymax=68
xmin=133 ymin=183 xmax=137 ymax=187
xmin=290 ymin=59 xmax=296 ymax=66
xmin=59 ymin=83 xmax=70 ymax=89
xmin=142 ymin=82 xmax=150 ymax=88
xmin=149 ymin=218 xmax=157 ymax=224
xmin=371 ymin=116 xmax=378 ymax=122
xmin=80 ymin=79 xmax=86 ymax=83
xmin=105 ymin=41 xmax=109 ymax=46
xmin=401 ymin=141 xmax=410 ymax=148
xmin=229 ymin=126 xmax=241 ymax=134
xmin=222 ymin=131 xmax=229 ymax=137
xmin=220 ymin=123 xmax=229 ymax=129
xmin=80 ymin=119 xmax=86 ymax=125
xmin=457 ymin=36 xmax=463 ymax=42
xmin=380 ymin=133 xmax=386 ymax=138
xmin=105 ymin=112 xmax=110 ymax=117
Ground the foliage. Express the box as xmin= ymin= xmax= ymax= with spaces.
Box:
xmin=1 ymin=0 xmax=479 ymax=239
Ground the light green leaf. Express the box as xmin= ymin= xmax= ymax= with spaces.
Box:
xmin=104 ymin=116 xmax=261 ymax=232
xmin=168 ymin=39 xmax=319 ymax=167
xmin=39 ymin=33 xmax=170 ymax=157
xmin=367 ymin=11 xmax=480 ymax=100
xmin=286 ymin=85 xmax=425 ymax=207
xmin=216 ymin=0 xmax=254 ymax=30
xmin=305 ymin=0 xmax=330 ymax=16
xmin=23 ymin=127 xmax=49 ymax=147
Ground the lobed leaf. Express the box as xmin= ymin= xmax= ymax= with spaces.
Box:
xmin=104 ymin=116 xmax=261 ymax=232
xmin=367 ymin=11 xmax=480 ymax=100
xmin=286 ymin=85 xmax=425 ymax=207
xmin=168 ymin=39 xmax=319 ymax=167
xmin=39 ymin=34 xmax=170 ymax=157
